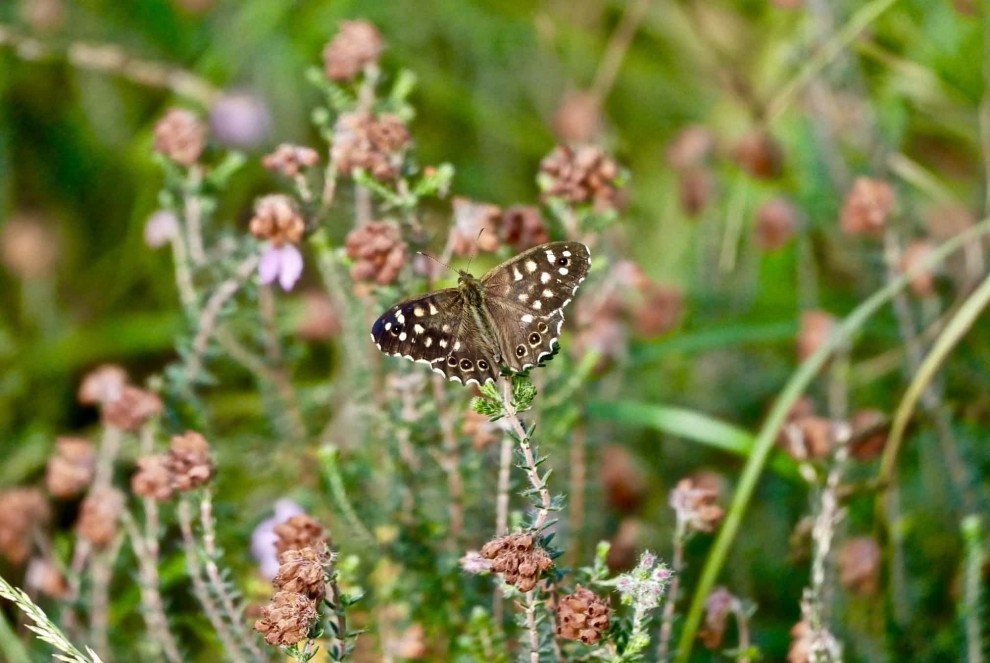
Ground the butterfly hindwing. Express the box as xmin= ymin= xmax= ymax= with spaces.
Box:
xmin=481 ymin=241 xmax=590 ymax=371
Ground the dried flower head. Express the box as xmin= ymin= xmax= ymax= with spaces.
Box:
xmin=102 ymin=385 xmax=164 ymax=432
xmin=677 ymin=167 xmax=715 ymax=217
xmin=797 ymin=310 xmax=836 ymax=362
xmin=840 ymin=177 xmax=895 ymax=237
xmin=540 ymin=145 xmax=622 ymax=210
xmin=250 ymin=194 xmax=305 ymax=247
xmin=254 ymin=590 xmax=318 ymax=646
xmin=633 ymin=283 xmax=683 ymax=337
xmin=76 ymin=487 xmax=124 ymax=547
xmin=153 ymin=107 xmax=207 ymax=166
xmin=848 ymin=409 xmax=888 ymax=461
xmin=670 ymin=478 xmax=724 ymax=534
xmin=552 ymin=90 xmax=603 ymax=144
xmin=599 ymin=444 xmax=648 ymax=513
xmin=900 ymin=239 xmax=936 ymax=297
xmin=323 ymin=20 xmax=384 ymax=81
xmin=46 ymin=437 xmax=96 ymax=499
xmin=732 ymin=129 xmax=784 ymax=179
xmin=615 ymin=550 xmax=672 ymax=612
xmin=449 ymin=198 xmax=502 ymax=256
xmin=0 ymin=215 xmax=58 ymax=280
xmin=755 ymin=197 xmax=799 ymax=250
xmin=209 ymin=92 xmax=271 ymax=148
xmin=480 ymin=532 xmax=553 ymax=592
xmin=332 ymin=111 xmax=410 ymax=181
xmin=0 ymin=488 xmax=51 ymax=564
xmin=781 ymin=415 xmax=834 ymax=461
xmin=25 ymin=557 xmax=69 ymax=598
xmin=274 ymin=546 xmax=331 ymax=601
xmin=78 ymin=364 xmax=128 ymax=406
xmin=131 ymin=455 xmax=174 ymax=501
xmin=837 ymin=537 xmax=881 ymax=596
xmin=700 ymin=586 xmax=739 ymax=649
xmin=166 ymin=431 xmax=215 ymax=491
xmin=556 ymin=585 xmax=611 ymax=644
xmin=252 ymin=500 xmax=306 ymax=579
xmin=501 ymin=205 xmax=550 ymax=251
xmin=345 ymin=220 xmax=408 ymax=285
xmin=262 ymin=144 xmax=320 ymax=177
xmin=666 ymin=125 xmax=714 ymax=170
xmin=275 ymin=514 xmax=329 ymax=557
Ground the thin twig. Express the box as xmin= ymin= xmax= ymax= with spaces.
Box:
xmin=588 ymin=0 xmax=651 ymax=104
xmin=258 ymin=286 xmax=308 ymax=441
xmin=565 ymin=423 xmax=586 ymax=570
xmin=656 ymin=524 xmax=685 ymax=663
xmin=500 ymin=378 xmax=552 ymax=531
xmin=183 ymin=167 xmax=207 ymax=266
xmin=88 ymin=538 xmax=122 ymax=662
xmin=524 ymin=592 xmax=541 ymax=663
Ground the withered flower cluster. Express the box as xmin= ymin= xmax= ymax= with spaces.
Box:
xmin=669 ymin=478 xmax=725 ymax=534
xmin=78 ymin=365 xmax=163 ymax=432
xmin=345 ymin=220 xmax=408 ymax=285
xmin=480 ymin=532 xmax=553 ymax=592
xmin=323 ymin=20 xmax=384 ymax=82
xmin=153 ymin=107 xmax=207 ymax=166
xmin=249 ymin=194 xmax=306 ymax=246
xmin=555 ymin=585 xmax=611 ymax=644
xmin=0 ymin=488 xmax=51 ymax=564
xmin=76 ymin=487 xmax=125 ymax=547
xmin=332 ymin=111 xmax=410 ymax=181
xmin=840 ymin=176 xmax=896 ymax=237
xmin=540 ymin=145 xmax=622 ymax=211
xmin=46 ymin=437 xmax=96 ymax=499
xmin=447 ymin=200 xmax=551 ymax=257
xmin=262 ymin=144 xmax=320 ymax=177
xmin=255 ymin=515 xmax=333 ymax=647
xmin=131 ymin=431 xmax=216 ymax=501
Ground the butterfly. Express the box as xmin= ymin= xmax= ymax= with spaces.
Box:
xmin=371 ymin=241 xmax=591 ymax=386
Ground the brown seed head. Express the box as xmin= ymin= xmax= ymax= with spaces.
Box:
xmin=840 ymin=177 xmax=895 ymax=237
xmin=25 ymin=557 xmax=69 ymax=598
xmin=837 ymin=537 xmax=881 ymax=596
xmin=249 ymin=194 xmax=305 ymax=247
xmin=274 ymin=546 xmax=331 ymax=601
xmin=102 ymin=386 xmax=164 ymax=432
xmin=900 ymin=240 xmax=936 ymax=297
xmin=131 ymin=455 xmax=174 ymax=501
xmin=732 ymin=129 xmax=784 ymax=179
xmin=78 ymin=364 xmax=128 ymax=406
xmin=552 ymin=90 xmax=603 ymax=144
xmin=332 ymin=112 xmax=410 ymax=181
xmin=540 ymin=144 xmax=622 ymax=211
xmin=153 ymin=108 xmax=207 ymax=166
xmin=449 ymin=198 xmax=502 ymax=256
xmin=166 ymin=431 xmax=215 ymax=491
xmin=76 ymin=487 xmax=124 ymax=548
xmin=0 ymin=215 xmax=59 ymax=280
xmin=262 ymin=144 xmax=320 ymax=177
xmin=699 ymin=586 xmax=737 ymax=649
xmin=46 ymin=437 xmax=96 ymax=499
xmin=755 ymin=197 xmax=799 ymax=250
xmin=323 ymin=20 xmax=384 ymax=82
xmin=677 ymin=167 xmax=715 ymax=217
xmin=254 ymin=590 xmax=319 ymax=646
xmin=274 ymin=514 xmax=329 ymax=557
xmin=345 ymin=220 xmax=408 ymax=285
xmin=480 ymin=532 xmax=553 ymax=592
xmin=0 ymin=488 xmax=51 ymax=564
xmin=797 ymin=310 xmax=836 ymax=362
xmin=556 ymin=585 xmax=611 ymax=644
xmin=670 ymin=478 xmax=724 ymax=534
xmin=501 ymin=205 xmax=550 ymax=251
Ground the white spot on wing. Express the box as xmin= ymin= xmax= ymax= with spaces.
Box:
xmin=532 ymin=300 xmax=542 ymax=310
xmin=429 ymin=303 xmax=439 ymax=315
xmin=546 ymin=250 xmax=556 ymax=263
xmin=399 ymin=332 xmax=407 ymax=341
xmin=559 ymin=267 xmax=569 ymax=276
xmin=414 ymin=307 xmax=425 ymax=317
xmin=543 ymin=289 xmax=553 ymax=298
xmin=526 ymin=260 xmax=537 ymax=273
xmin=425 ymin=337 xmax=433 ymax=347
xmin=540 ymin=272 xmax=550 ymax=284
xmin=518 ymin=293 xmax=529 ymax=302
xmin=521 ymin=314 xmax=533 ymax=322
xmin=513 ymin=267 xmax=523 ymax=281
xmin=414 ymin=324 xmax=425 ymax=334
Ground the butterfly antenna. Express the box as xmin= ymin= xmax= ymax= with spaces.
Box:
xmin=466 ymin=227 xmax=486 ymax=275
xmin=416 ymin=251 xmax=455 ymax=274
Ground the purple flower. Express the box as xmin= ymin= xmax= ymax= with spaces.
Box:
xmin=259 ymin=243 xmax=304 ymax=291
xmin=209 ymin=92 xmax=271 ymax=148
xmin=250 ymin=499 xmax=305 ymax=579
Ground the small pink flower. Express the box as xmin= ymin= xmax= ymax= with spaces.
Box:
xmin=259 ymin=244 xmax=303 ymax=291
xmin=251 ymin=499 xmax=305 ymax=579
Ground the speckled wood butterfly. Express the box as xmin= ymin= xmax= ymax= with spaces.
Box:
xmin=371 ymin=241 xmax=591 ymax=386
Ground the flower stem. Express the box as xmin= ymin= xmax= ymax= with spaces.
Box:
xmin=500 ymin=377 xmax=551 ymax=531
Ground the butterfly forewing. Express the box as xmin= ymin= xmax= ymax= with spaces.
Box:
xmin=371 ymin=241 xmax=590 ymax=386
xmin=481 ymin=241 xmax=591 ymax=372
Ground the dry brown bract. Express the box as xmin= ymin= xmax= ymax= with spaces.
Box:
xmin=732 ymin=129 xmax=784 ymax=180
xmin=273 ymin=546 xmax=331 ymax=602
xmin=755 ymin=198 xmax=799 ymax=251
xmin=540 ymin=145 xmax=622 ymax=210
xmin=76 ymin=487 xmax=124 ymax=548
xmin=332 ymin=112 xmax=410 ymax=181
xmin=840 ymin=177 xmax=895 ymax=237
xmin=46 ymin=437 xmax=96 ymax=498
xmin=501 ymin=205 xmax=550 ymax=251
xmin=479 ymin=532 xmax=553 ymax=592
xmin=102 ymin=386 xmax=164 ymax=432
xmin=345 ymin=220 xmax=408 ymax=285
xmin=323 ymin=20 xmax=384 ymax=82
xmin=275 ymin=514 xmax=329 ymax=557
xmin=166 ymin=431 xmax=215 ymax=491
xmin=556 ymin=585 xmax=611 ymax=644
xmin=254 ymin=590 xmax=319 ymax=646
xmin=249 ymin=194 xmax=305 ymax=247
xmin=78 ymin=364 xmax=128 ymax=406
xmin=781 ymin=415 xmax=834 ymax=461
xmin=699 ymin=586 xmax=737 ymax=649
xmin=669 ymin=478 xmax=724 ymax=534
xmin=262 ymin=144 xmax=320 ymax=177
xmin=25 ymin=557 xmax=69 ymax=598
xmin=153 ymin=108 xmax=207 ymax=166
xmin=0 ymin=488 xmax=51 ymax=564
xmin=131 ymin=454 xmax=174 ymax=501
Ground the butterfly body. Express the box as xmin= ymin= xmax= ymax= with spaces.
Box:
xmin=371 ymin=241 xmax=590 ymax=386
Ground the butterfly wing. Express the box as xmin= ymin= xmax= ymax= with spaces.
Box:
xmin=371 ymin=288 xmax=500 ymax=386
xmin=481 ymin=241 xmax=590 ymax=372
